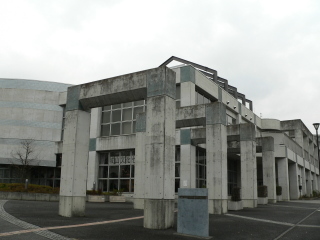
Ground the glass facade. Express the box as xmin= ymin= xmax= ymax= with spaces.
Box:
xmin=175 ymin=146 xmax=180 ymax=192
xmin=101 ymin=100 xmax=146 ymax=137
xmin=227 ymin=159 xmax=238 ymax=195
xmin=196 ymin=147 xmax=206 ymax=188
xmin=98 ymin=150 xmax=135 ymax=192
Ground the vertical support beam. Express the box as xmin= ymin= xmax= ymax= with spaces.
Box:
xmin=262 ymin=137 xmax=276 ymax=203
xmin=206 ymin=102 xmax=228 ymax=214
xmin=143 ymin=67 xmax=176 ymax=229
xmin=240 ymin=123 xmax=257 ymax=208
xmin=301 ymin=168 xmax=307 ymax=195
xmin=289 ymin=162 xmax=299 ymax=200
xmin=312 ymin=173 xmax=318 ymax=194
xmin=134 ymin=113 xmax=146 ymax=210
xmin=278 ymin=158 xmax=290 ymax=201
xmin=180 ymin=82 xmax=196 ymax=107
xmin=87 ymin=107 xmax=101 ymax=190
xmin=306 ymin=170 xmax=312 ymax=196
xmin=180 ymin=129 xmax=196 ymax=188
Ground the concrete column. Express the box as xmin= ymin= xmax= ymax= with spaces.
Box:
xmin=306 ymin=170 xmax=312 ymax=196
xmin=87 ymin=152 xmax=99 ymax=190
xmin=277 ymin=158 xmax=289 ymax=201
xmin=133 ymin=113 xmax=146 ymax=210
xmin=180 ymin=129 xmax=196 ymax=188
xmin=262 ymin=137 xmax=276 ymax=203
xmin=288 ymin=162 xmax=299 ymax=200
xmin=59 ymin=109 xmax=90 ymax=217
xmin=240 ymin=123 xmax=257 ymax=208
xmin=301 ymin=168 xmax=307 ymax=195
xmin=143 ymin=67 xmax=176 ymax=229
xmin=206 ymin=102 xmax=228 ymax=214
xmin=312 ymin=173 xmax=318 ymax=194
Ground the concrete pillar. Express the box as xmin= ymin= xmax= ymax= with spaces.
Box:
xmin=87 ymin=107 xmax=101 ymax=190
xmin=133 ymin=113 xmax=146 ymax=210
xmin=180 ymin=129 xmax=196 ymax=188
xmin=262 ymin=137 xmax=276 ymax=203
xmin=306 ymin=170 xmax=312 ymax=196
xmin=206 ymin=102 xmax=228 ymax=214
xmin=143 ymin=67 xmax=176 ymax=229
xmin=312 ymin=173 xmax=318 ymax=194
xmin=277 ymin=158 xmax=289 ymax=201
xmin=301 ymin=168 xmax=307 ymax=195
xmin=240 ymin=123 xmax=257 ymax=208
xmin=59 ymin=107 xmax=90 ymax=217
xmin=180 ymin=81 xmax=196 ymax=107
xmin=288 ymin=162 xmax=299 ymax=200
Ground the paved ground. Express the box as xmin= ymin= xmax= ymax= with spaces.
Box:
xmin=0 ymin=199 xmax=319 ymax=240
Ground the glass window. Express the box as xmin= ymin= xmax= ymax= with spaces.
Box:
xmin=112 ymin=110 xmax=121 ymax=122
xmin=112 ymin=104 xmax=121 ymax=109
xmin=111 ymin=123 xmax=121 ymax=135
xmin=122 ymin=108 xmax=132 ymax=121
xmin=102 ymin=112 xmax=110 ymax=123
xmin=133 ymin=107 xmax=144 ymax=119
xmin=134 ymin=100 xmax=144 ymax=106
xmin=103 ymin=106 xmax=111 ymax=111
xmin=101 ymin=124 xmax=110 ymax=136
xmin=122 ymin=122 xmax=132 ymax=135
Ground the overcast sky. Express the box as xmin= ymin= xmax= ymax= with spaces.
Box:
xmin=1 ymin=0 xmax=319 ymax=133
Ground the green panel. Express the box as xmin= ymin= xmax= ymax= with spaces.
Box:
xmin=66 ymin=85 xmax=83 ymax=111
xmin=180 ymin=129 xmax=191 ymax=145
xmin=180 ymin=65 xmax=195 ymax=83
xmin=206 ymin=102 xmax=226 ymax=126
xmin=136 ymin=112 xmax=146 ymax=132
xmin=89 ymin=138 xmax=96 ymax=152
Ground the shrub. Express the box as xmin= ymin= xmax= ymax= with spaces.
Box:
xmin=0 ymin=183 xmax=59 ymax=194
xmin=313 ymin=190 xmax=320 ymax=197
xmin=258 ymin=185 xmax=268 ymax=198
xmin=231 ymin=187 xmax=241 ymax=202
xmin=276 ymin=186 xmax=282 ymax=196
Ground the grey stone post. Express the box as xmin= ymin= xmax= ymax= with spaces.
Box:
xmin=134 ymin=113 xmax=146 ymax=210
xmin=180 ymin=129 xmax=196 ymax=188
xmin=59 ymin=85 xmax=90 ymax=217
xmin=313 ymin=173 xmax=318 ymax=192
xmin=206 ymin=102 xmax=228 ymax=214
xmin=240 ymin=123 xmax=257 ymax=208
xmin=289 ymin=161 xmax=299 ymax=200
xmin=301 ymin=168 xmax=307 ymax=195
xmin=143 ymin=67 xmax=176 ymax=229
xmin=262 ymin=137 xmax=276 ymax=203
xmin=306 ymin=170 xmax=312 ymax=196
xmin=278 ymin=157 xmax=290 ymax=201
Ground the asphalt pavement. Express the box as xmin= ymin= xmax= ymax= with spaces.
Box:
xmin=0 ymin=199 xmax=320 ymax=240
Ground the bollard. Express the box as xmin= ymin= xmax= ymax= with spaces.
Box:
xmin=25 ymin=179 xmax=28 ymax=190
xmin=177 ymin=188 xmax=211 ymax=238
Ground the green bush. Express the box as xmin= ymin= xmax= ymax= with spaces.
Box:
xmin=231 ymin=187 xmax=241 ymax=201
xmin=276 ymin=186 xmax=282 ymax=196
xmin=258 ymin=185 xmax=268 ymax=198
xmin=313 ymin=190 xmax=320 ymax=197
xmin=0 ymin=183 xmax=59 ymax=194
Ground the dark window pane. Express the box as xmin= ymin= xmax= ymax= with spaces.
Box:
xmin=122 ymin=122 xmax=131 ymax=135
xmin=175 ymin=163 xmax=180 ymax=178
xmin=101 ymin=124 xmax=110 ymax=136
xmin=112 ymin=104 xmax=121 ymax=109
xmin=111 ymin=123 xmax=121 ymax=135
xmin=102 ymin=111 xmax=110 ymax=123
xmin=100 ymin=153 xmax=109 ymax=164
xmin=109 ymin=179 xmax=118 ymax=191
xmin=98 ymin=180 xmax=108 ymax=192
xmin=134 ymin=100 xmax=144 ymax=106
xmin=133 ymin=107 xmax=143 ymax=120
xmin=103 ymin=106 xmax=111 ymax=111
xmin=132 ymin=121 xmax=136 ymax=133
xmin=99 ymin=166 xmax=108 ymax=178
xmin=109 ymin=166 xmax=119 ymax=178
xmin=131 ymin=165 xmax=135 ymax=177
xmin=176 ymin=85 xmax=181 ymax=99
xmin=123 ymin=102 xmax=132 ymax=108
xmin=120 ymin=165 xmax=130 ymax=178
xmin=111 ymin=110 xmax=121 ymax=122
xmin=175 ymin=179 xmax=180 ymax=192
xmin=120 ymin=179 xmax=130 ymax=192
xmin=122 ymin=108 xmax=132 ymax=121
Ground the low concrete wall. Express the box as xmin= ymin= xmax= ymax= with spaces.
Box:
xmin=0 ymin=192 xmax=59 ymax=202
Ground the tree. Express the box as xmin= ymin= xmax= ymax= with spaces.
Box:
xmin=11 ymin=139 xmax=39 ymax=183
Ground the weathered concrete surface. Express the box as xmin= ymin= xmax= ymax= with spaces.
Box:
xmin=278 ymin=157 xmax=290 ymax=201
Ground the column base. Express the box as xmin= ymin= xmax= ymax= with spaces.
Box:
xmin=144 ymin=199 xmax=175 ymax=229
xmin=268 ymin=199 xmax=277 ymax=204
xmin=242 ymin=199 xmax=257 ymax=208
xmin=208 ymin=199 xmax=228 ymax=214
xmin=59 ymin=196 xmax=86 ymax=217
xmin=134 ymin=198 xmax=144 ymax=209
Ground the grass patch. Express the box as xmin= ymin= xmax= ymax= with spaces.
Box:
xmin=0 ymin=183 xmax=59 ymax=194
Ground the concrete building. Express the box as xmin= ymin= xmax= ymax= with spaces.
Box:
xmin=0 ymin=57 xmax=319 ymax=228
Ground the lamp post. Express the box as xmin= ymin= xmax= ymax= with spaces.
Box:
xmin=313 ymin=123 xmax=320 ymax=169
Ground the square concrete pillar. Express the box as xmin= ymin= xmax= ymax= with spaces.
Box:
xmin=262 ymin=137 xmax=276 ymax=203
xmin=240 ymin=123 xmax=257 ymax=208
xmin=288 ymin=162 xmax=299 ymax=200
xmin=206 ymin=102 xmax=228 ymax=214
xmin=134 ymin=113 xmax=146 ymax=210
xmin=313 ymin=174 xmax=318 ymax=192
xmin=143 ymin=67 xmax=176 ymax=229
xmin=277 ymin=158 xmax=290 ymax=201
xmin=306 ymin=170 xmax=312 ymax=196
xmin=180 ymin=129 xmax=196 ymax=188
xmin=301 ymin=168 xmax=307 ymax=195
xmin=59 ymin=109 xmax=90 ymax=217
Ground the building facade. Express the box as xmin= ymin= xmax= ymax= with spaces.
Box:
xmin=0 ymin=58 xmax=319 ymax=228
